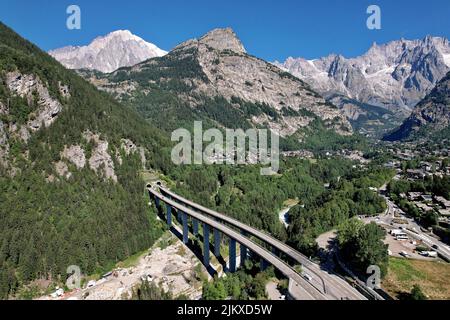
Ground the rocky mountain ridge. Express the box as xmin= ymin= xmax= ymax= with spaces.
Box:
xmin=275 ymin=36 xmax=450 ymax=136
xmin=275 ymin=36 xmax=450 ymax=113
xmin=84 ymin=28 xmax=353 ymax=141
xmin=384 ymin=71 xmax=450 ymax=141
xmin=49 ymin=30 xmax=167 ymax=73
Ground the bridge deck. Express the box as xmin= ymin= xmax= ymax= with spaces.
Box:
xmin=155 ymin=185 xmax=366 ymax=300
xmin=149 ymin=187 xmax=327 ymax=300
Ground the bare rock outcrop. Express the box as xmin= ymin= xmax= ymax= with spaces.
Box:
xmin=58 ymin=82 xmax=71 ymax=99
xmin=0 ymin=120 xmax=9 ymax=167
xmin=0 ymin=101 xmax=7 ymax=115
xmin=83 ymin=131 xmax=117 ymax=182
xmin=118 ymin=139 xmax=147 ymax=169
xmin=6 ymin=71 xmax=63 ymax=131
xmin=55 ymin=161 xmax=71 ymax=179
xmin=62 ymin=145 xmax=86 ymax=169
xmin=198 ymin=28 xmax=246 ymax=54
xmin=121 ymin=138 xmax=137 ymax=155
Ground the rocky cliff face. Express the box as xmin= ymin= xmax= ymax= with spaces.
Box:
xmin=87 ymin=28 xmax=352 ymax=138
xmin=275 ymin=36 xmax=450 ymax=134
xmin=276 ymin=36 xmax=450 ymax=112
xmin=384 ymin=71 xmax=450 ymax=141
xmin=6 ymin=71 xmax=63 ymax=135
xmin=49 ymin=30 xmax=167 ymax=73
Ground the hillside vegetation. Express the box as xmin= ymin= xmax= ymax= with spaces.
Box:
xmin=0 ymin=22 xmax=173 ymax=298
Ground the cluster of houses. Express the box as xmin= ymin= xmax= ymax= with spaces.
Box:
xmin=386 ymin=143 xmax=449 ymax=160
xmin=384 ymin=158 xmax=449 ymax=180
xmin=281 ymin=149 xmax=314 ymax=158
xmin=400 ymin=192 xmax=450 ymax=220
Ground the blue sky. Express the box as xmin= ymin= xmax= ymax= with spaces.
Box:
xmin=1 ymin=0 xmax=449 ymax=61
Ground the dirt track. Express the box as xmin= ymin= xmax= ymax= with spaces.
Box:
xmin=39 ymin=234 xmax=206 ymax=300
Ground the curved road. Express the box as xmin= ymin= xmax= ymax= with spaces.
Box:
xmin=156 ymin=185 xmax=365 ymax=300
xmin=149 ymin=187 xmax=327 ymax=300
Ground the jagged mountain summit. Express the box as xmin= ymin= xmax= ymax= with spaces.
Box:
xmin=275 ymin=36 xmax=450 ymax=113
xmin=82 ymin=27 xmax=353 ymax=148
xmin=384 ymin=71 xmax=450 ymax=141
xmin=49 ymin=30 xmax=167 ymax=73
xmin=274 ymin=36 xmax=450 ymax=136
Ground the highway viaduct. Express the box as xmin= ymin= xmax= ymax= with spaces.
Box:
xmin=147 ymin=184 xmax=365 ymax=300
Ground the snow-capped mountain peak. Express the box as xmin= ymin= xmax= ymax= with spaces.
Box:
xmin=275 ymin=36 xmax=450 ymax=113
xmin=49 ymin=30 xmax=167 ymax=73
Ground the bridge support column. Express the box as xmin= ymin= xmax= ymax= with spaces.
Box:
xmin=214 ymin=228 xmax=221 ymax=257
xmin=271 ymin=247 xmax=278 ymax=257
xmin=182 ymin=212 xmax=189 ymax=244
xmin=260 ymin=258 xmax=267 ymax=271
xmin=166 ymin=204 xmax=172 ymax=227
xmin=193 ymin=219 xmax=199 ymax=236
xmin=240 ymin=231 xmax=247 ymax=267
xmin=240 ymin=244 xmax=247 ymax=267
xmin=287 ymin=278 xmax=295 ymax=299
xmin=154 ymin=197 xmax=160 ymax=209
xmin=177 ymin=209 xmax=182 ymax=223
xmin=203 ymin=223 xmax=210 ymax=266
xmin=229 ymin=238 xmax=236 ymax=272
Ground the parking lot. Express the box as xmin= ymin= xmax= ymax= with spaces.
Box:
xmin=384 ymin=231 xmax=438 ymax=261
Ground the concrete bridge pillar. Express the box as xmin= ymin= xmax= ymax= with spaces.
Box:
xmin=166 ymin=204 xmax=172 ymax=227
xmin=260 ymin=258 xmax=267 ymax=271
xmin=154 ymin=197 xmax=160 ymax=209
xmin=203 ymin=223 xmax=210 ymax=266
xmin=193 ymin=218 xmax=199 ymax=236
xmin=214 ymin=228 xmax=221 ymax=257
xmin=229 ymin=238 xmax=236 ymax=272
xmin=271 ymin=247 xmax=278 ymax=257
xmin=182 ymin=212 xmax=189 ymax=244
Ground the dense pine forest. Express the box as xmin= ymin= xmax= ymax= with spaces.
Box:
xmin=0 ymin=22 xmax=173 ymax=298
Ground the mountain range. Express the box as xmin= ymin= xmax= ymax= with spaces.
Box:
xmin=74 ymin=28 xmax=357 ymax=152
xmin=275 ymin=36 xmax=450 ymax=136
xmin=0 ymin=18 xmax=449 ymax=299
xmin=49 ymin=31 xmax=450 ymax=139
xmin=49 ymin=30 xmax=167 ymax=73
xmin=384 ymin=70 xmax=450 ymax=141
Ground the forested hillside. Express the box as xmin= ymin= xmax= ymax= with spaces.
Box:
xmin=165 ymin=157 xmax=393 ymax=255
xmin=384 ymin=71 xmax=450 ymax=142
xmin=0 ymin=22 xmax=173 ymax=298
